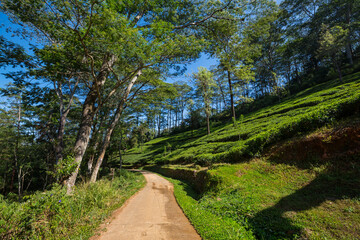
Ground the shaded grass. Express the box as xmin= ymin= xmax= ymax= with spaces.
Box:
xmin=165 ymin=176 xmax=256 ymax=240
xmin=0 ymin=170 xmax=146 ymax=240
xmin=167 ymin=156 xmax=360 ymax=240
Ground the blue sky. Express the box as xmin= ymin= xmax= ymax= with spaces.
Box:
xmin=0 ymin=0 xmax=283 ymax=88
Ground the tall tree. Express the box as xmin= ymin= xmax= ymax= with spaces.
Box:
xmin=317 ymin=24 xmax=348 ymax=81
xmin=1 ymin=0 xmax=231 ymax=192
xmin=203 ymin=0 xmax=272 ymax=122
xmin=192 ymin=67 xmax=216 ymax=135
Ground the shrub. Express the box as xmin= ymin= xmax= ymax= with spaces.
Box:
xmin=0 ymin=170 xmax=145 ymax=239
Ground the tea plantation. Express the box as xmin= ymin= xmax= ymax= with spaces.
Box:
xmin=124 ymin=72 xmax=360 ymax=239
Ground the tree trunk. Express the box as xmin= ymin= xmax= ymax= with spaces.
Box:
xmin=175 ymin=108 xmax=178 ymax=128
xmin=181 ymin=109 xmax=184 ymax=125
xmin=54 ymin=80 xmax=78 ymax=165
xmin=206 ymin=113 xmax=210 ymax=135
xmin=216 ymin=79 xmax=227 ymax=108
xmin=227 ymin=70 xmax=236 ymax=123
xmin=16 ymin=97 xmax=21 ymax=201
xmin=87 ymin=116 xmax=104 ymax=175
xmin=346 ymin=43 xmax=353 ymax=65
xmin=119 ymin=132 xmax=123 ymax=171
xmin=157 ymin=113 xmax=161 ymax=136
xmin=90 ymin=70 xmax=141 ymax=183
xmin=345 ymin=2 xmax=354 ymax=65
xmin=333 ymin=58 xmax=343 ymax=82
xmin=87 ymin=139 xmax=99 ymax=175
xmin=55 ymin=113 xmax=67 ymax=164
xmin=17 ymin=165 xmax=22 ymax=202
xmin=66 ymin=55 xmax=116 ymax=194
xmin=169 ymin=109 xmax=171 ymax=130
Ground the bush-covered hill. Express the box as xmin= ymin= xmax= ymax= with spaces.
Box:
xmin=123 ymin=72 xmax=360 ymax=240
xmin=124 ymin=71 xmax=360 ymax=166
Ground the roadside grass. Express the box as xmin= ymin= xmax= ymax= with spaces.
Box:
xmin=124 ymin=72 xmax=360 ymax=166
xmin=0 ymin=170 xmax=145 ymax=240
xmin=165 ymin=157 xmax=360 ymax=240
xmin=165 ymin=176 xmax=256 ymax=240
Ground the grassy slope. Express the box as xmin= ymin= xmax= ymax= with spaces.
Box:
xmin=124 ymin=72 xmax=360 ymax=166
xmin=125 ymin=72 xmax=360 ymax=239
xmin=202 ymin=156 xmax=360 ymax=240
xmin=162 ymin=143 xmax=360 ymax=239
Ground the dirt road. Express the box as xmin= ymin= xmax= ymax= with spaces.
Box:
xmin=91 ymin=170 xmax=201 ymax=240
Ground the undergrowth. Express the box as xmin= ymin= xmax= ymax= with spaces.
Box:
xmin=0 ymin=170 xmax=145 ymax=240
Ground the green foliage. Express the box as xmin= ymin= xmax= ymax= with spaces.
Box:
xmin=48 ymin=155 xmax=78 ymax=183
xmin=318 ymin=25 xmax=348 ymax=60
xmin=124 ymin=72 xmax=360 ymax=166
xmin=0 ymin=170 xmax=145 ymax=239
xmin=192 ymin=67 xmax=216 ymax=119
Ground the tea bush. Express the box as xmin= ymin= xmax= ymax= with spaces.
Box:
xmin=123 ymin=72 xmax=360 ymax=166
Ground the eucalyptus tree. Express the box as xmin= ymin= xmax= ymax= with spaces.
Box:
xmin=280 ymin=0 xmax=324 ymax=75
xmin=173 ymin=81 xmax=193 ymax=126
xmin=249 ymin=8 xmax=284 ymax=96
xmin=317 ymin=25 xmax=348 ymax=81
xmin=314 ymin=0 xmax=360 ymax=65
xmin=192 ymin=67 xmax=216 ymax=135
xmin=203 ymin=0 xmax=273 ymax=123
xmin=1 ymin=0 xmax=236 ymax=192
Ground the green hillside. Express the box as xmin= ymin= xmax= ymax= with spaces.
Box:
xmin=124 ymin=72 xmax=360 ymax=240
xmin=124 ymin=72 xmax=360 ymax=166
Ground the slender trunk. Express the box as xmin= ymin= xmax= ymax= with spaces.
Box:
xmin=169 ymin=109 xmax=171 ymax=130
xmin=10 ymin=169 xmax=15 ymax=193
xmin=333 ymin=58 xmax=343 ymax=82
xmin=346 ymin=43 xmax=353 ymax=65
xmin=119 ymin=132 xmax=123 ymax=171
xmin=217 ymin=79 xmax=227 ymax=108
xmin=90 ymin=70 xmax=141 ymax=183
xmin=55 ymin=114 xmax=67 ymax=164
xmin=157 ymin=113 xmax=161 ymax=136
xmin=2 ymin=163 xmax=7 ymax=194
xmin=17 ymin=166 xmax=21 ymax=202
xmin=54 ymin=79 xmax=78 ymax=165
xmin=181 ymin=108 xmax=184 ymax=125
xmin=15 ymin=99 xmax=21 ymax=201
xmin=177 ymin=109 xmax=179 ymax=127
xmin=87 ymin=117 xmax=103 ymax=175
xmin=87 ymin=135 xmax=99 ymax=175
xmin=345 ymin=2 xmax=353 ymax=65
xmin=227 ymin=70 xmax=236 ymax=123
xmin=87 ymin=138 xmax=100 ymax=175
xmin=206 ymin=113 xmax=210 ymax=135
xmin=66 ymin=55 xmax=116 ymax=194
xmin=205 ymin=97 xmax=211 ymax=135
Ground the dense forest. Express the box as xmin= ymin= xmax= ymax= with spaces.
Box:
xmin=0 ymin=0 xmax=359 ymax=202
